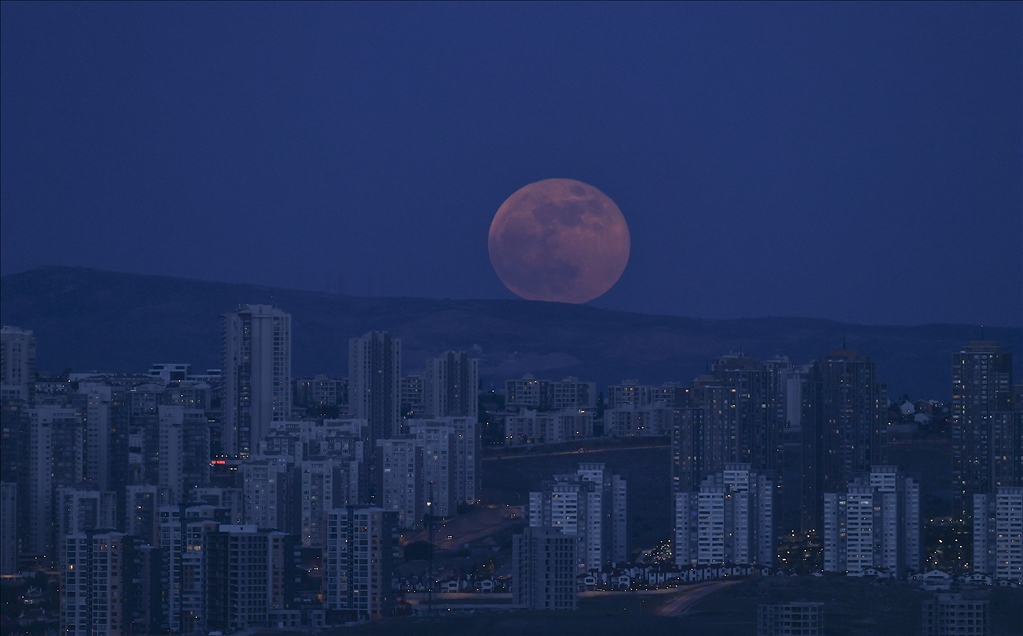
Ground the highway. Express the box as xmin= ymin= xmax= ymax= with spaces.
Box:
xmin=654 ymin=580 xmax=740 ymax=616
xmin=482 ymin=442 xmax=669 ymax=461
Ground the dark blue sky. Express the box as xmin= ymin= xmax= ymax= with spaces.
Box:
xmin=2 ymin=2 xmax=1020 ymax=326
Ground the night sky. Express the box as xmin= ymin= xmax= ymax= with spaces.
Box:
xmin=2 ymin=2 xmax=1020 ymax=327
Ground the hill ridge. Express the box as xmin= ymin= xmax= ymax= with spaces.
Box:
xmin=2 ymin=266 xmax=1020 ymax=399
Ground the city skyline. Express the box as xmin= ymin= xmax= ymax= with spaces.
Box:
xmin=1 ymin=2 xmax=1021 ymax=634
xmin=1 ymin=300 xmax=1021 ymax=633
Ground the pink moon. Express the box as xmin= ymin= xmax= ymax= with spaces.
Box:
xmin=488 ymin=179 xmax=630 ymax=304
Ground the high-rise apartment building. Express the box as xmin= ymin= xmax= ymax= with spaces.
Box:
xmin=70 ymin=381 xmax=132 ymax=509
xmin=973 ymin=487 xmax=1023 ymax=583
xmin=823 ymin=466 xmax=920 ymax=577
xmin=223 ymin=305 xmax=292 ymax=458
xmin=399 ymin=373 xmax=425 ymax=418
xmin=27 ymin=406 xmax=83 ymax=560
xmin=1 ymin=325 xmax=35 ymax=403
xmin=1 ymin=398 xmax=29 ymax=510
xmin=376 ymin=437 xmax=422 ymax=529
xmin=349 ymin=332 xmax=401 ymax=443
xmin=158 ymin=405 xmax=210 ymax=503
xmin=81 ymin=384 xmax=113 ymax=492
xmin=423 ymin=351 xmax=478 ymax=419
xmin=530 ymin=478 xmax=601 ymax=572
xmin=158 ymin=505 xmax=223 ymax=634
xmin=512 ymin=526 xmax=579 ymax=611
xmin=296 ymin=458 xmax=351 ymax=547
xmin=56 ymin=488 xmax=117 ymax=561
xmin=674 ymin=464 xmax=775 ymax=567
xmin=62 ymin=532 xmax=137 ymax=636
xmin=204 ymin=525 xmax=296 ymax=633
xmin=670 ymin=355 xmax=783 ymax=489
xmin=409 ymin=417 xmax=479 ymax=518
xmin=133 ymin=544 xmax=166 ymax=635
xmin=410 ymin=422 xmax=454 ymax=518
xmin=125 ymin=485 xmax=161 ymax=546
xmin=951 ymin=342 xmax=1018 ymax=524
xmin=577 ymin=463 xmax=628 ymax=566
xmin=709 ymin=354 xmax=782 ymax=472
xmin=326 ymin=507 xmax=399 ymax=620
xmin=1 ymin=482 xmax=16 ymax=574
xmin=241 ymin=458 xmax=296 ymax=533
xmin=529 ymin=463 xmax=627 ymax=571
xmin=801 ymin=350 xmax=887 ymax=534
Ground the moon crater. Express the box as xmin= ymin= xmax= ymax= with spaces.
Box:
xmin=488 ymin=179 xmax=630 ymax=304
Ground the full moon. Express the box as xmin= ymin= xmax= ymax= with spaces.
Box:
xmin=488 ymin=179 xmax=630 ymax=304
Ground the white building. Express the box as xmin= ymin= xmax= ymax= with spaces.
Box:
xmin=605 ymin=405 xmax=674 ymax=437
xmin=529 ymin=463 xmax=627 ymax=570
xmin=550 ymin=377 xmax=597 ymax=410
xmin=409 ymin=417 xmax=479 ymax=517
xmin=675 ymin=464 xmax=774 ymax=567
xmin=222 ymin=305 xmax=292 ymax=457
xmin=974 ymin=487 xmax=1023 ymax=583
xmin=606 ymin=380 xmax=680 ymax=410
xmin=823 ymin=465 xmax=920 ymax=577
xmin=504 ymin=408 xmax=596 ymax=445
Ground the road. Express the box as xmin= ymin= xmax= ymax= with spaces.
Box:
xmin=654 ymin=580 xmax=740 ymax=616
xmin=482 ymin=443 xmax=670 ymax=461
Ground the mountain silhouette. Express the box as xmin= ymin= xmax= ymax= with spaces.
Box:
xmin=2 ymin=266 xmax=1019 ymax=399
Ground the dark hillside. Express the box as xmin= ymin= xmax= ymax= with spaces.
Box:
xmin=2 ymin=267 xmax=1019 ymax=398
